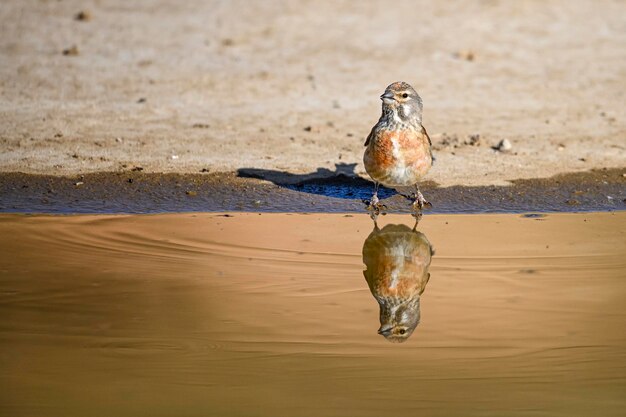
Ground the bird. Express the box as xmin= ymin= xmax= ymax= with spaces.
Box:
xmin=362 ymin=221 xmax=433 ymax=343
xmin=363 ymin=81 xmax=433 ymax=216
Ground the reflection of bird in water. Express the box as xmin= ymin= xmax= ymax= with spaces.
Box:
xmin=362 ymin=221 xmax=433 ymax=343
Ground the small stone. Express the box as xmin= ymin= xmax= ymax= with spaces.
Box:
xmin=565 ymin=199 xmax=580 ymax=206
xmin=137 ymin=97 xmax=146 ymax=103
xmin=171 ymin=155 xmax=179 ymax=160
xmin=303 ymin=126 xmax=312 ymax=132
xmin=494 ymin=138 xmax=512 ymax=152
xmin=200 ymin=168 xmax=210 ymax=173
xmin=253 ymin=200 xmax=261 ymax=206
xmin=75 ymin=11 xmax=91 ymax=21
xmin=453 ymin=50 xmax=475 ymax=61
xmin=115 ymin=137 xmax=123 ymax=143
xmin=438 ymin=133 xmax=459 ymax=148
xmin=74 ymin=181 xmax=84 ymax=187
xmin=127 ymin=178 xmax=134 ymax=183
xmin=131 ymin=166 xmax=143 ymax=171
xmin=62 ymin=45 xmax=79 ymax=56
xmin=186 ymin=191 xmax=197 ymax=197
xmin=466 ymin=134 xmax=481 ymax=146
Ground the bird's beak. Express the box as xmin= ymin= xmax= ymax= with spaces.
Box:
xmin=380 ymin=91 xmax=395 ymax=102
xmin=378 ymin=326 xmax=392 ymax=335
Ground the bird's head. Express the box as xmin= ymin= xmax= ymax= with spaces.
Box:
xmin=380 ymin=81 xmax=423 ymax=124
xmin=377 ymin=299 xmax=421 ymax=343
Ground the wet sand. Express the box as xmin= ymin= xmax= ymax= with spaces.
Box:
xmin=1 ymin=212 xmax=625 ymax=416
xmin=1 ymin=168 xmax=624 ymax=214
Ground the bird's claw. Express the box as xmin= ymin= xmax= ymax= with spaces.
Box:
xmin=406 ymin=192 xmax=432 ymax=211
xmin=415 ymin=200 xmax=433 ymax=209
xmin=363 ymin=197 xmax=387 ymax=221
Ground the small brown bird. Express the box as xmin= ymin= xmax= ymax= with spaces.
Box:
xmin=362 ymin=222 xmax=433 ymax=343
xmin=363 ymin=82 xmax=433 ymax=215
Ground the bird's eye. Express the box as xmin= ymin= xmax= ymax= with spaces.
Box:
xmin=402 ymin=93 xmax=409 ymax=98
xmin=399 ymin=329 xmax=406 ymax=335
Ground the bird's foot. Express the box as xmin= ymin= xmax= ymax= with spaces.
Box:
xmin=362 ymin=194 xmax=387 ymax=221
xmin=403 ymin=191 xmax=432 ymax=211
xmin=411 ymin=210 xmax=423 ymax=224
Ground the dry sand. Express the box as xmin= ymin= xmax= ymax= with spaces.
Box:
xmin=1 ymin=0 xmax=625 ymax=186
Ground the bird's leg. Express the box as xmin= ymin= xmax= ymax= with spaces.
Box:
xmin=411 ymin=210 xmax=423 ymax=226
xmin=363 ymin=182 xmax=386 ymax=220
xmin=411 ymin=184 xmax=432 ymax=212
xmin=371 ymin=182 xmax=380 ymax=206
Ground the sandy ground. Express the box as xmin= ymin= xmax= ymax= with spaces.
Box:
xmin=0 ymin=0 xmax=625 ymax=186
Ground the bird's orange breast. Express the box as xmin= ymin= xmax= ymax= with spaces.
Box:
xmin=363 ymin=127 xmax=432 ymax=186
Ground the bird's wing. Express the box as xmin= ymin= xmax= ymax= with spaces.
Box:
xmin=422 ymin=124 xmax=435 ymax=162
xmin=419 ymin=273 xmax=431 ymax=295
xmin=364 ymin=125 xmax=376 ymax=146
xmin=421 ymin=125 xmax=432 ymax=147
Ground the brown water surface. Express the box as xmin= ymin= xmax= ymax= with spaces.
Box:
xmin=1 ymin=212 xmax=625 ymax=416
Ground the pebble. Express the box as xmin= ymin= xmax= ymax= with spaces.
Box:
xmin=495 ymin=138 xmax=512 ymax=152
xmin=466 ymin=134 xmax=481 ymax=146
xmin=75 ymin=11 xmax=91 ymax=21
xmin=62 ymin=45 xmax=79 ymax=56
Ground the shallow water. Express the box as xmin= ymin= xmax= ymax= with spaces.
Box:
xmin=1 ymin=212 xmax=625 ymax=416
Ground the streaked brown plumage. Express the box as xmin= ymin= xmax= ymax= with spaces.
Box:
xmin=362 ymin=222 xmax=433 ymax=343
xmin=363 ymin=82 xmax=433 ymax=215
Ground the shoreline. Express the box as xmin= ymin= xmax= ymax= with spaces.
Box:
xmin=1 ymin=168 xmax=623 ymax=215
